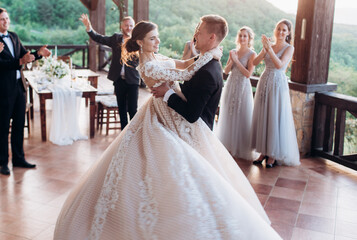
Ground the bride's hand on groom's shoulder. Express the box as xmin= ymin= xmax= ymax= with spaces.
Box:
xmin=209 ymin=46 xmax=223 ymax=60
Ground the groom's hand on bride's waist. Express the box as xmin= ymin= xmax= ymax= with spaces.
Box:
xmin=151 ymin=83 xmax=170 ymax=98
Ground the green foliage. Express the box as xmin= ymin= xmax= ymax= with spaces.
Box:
xmin=1 ymin=0 xmax=356 ymax=98
xmin=2 ymin=0 xmax=87 ymax=29
xmin=328 ymin=61 xmax=357 ymax=97
xmin=330 ymin=24 xmax=357 ymax=72
xmin=344 ymin=116 xmax=357 ymax=154
xmin=149 ymin=0 xmax=294 ymax=63
xmin=159 ymin=47 xmax=181 ymax=59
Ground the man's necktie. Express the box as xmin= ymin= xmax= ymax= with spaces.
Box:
xmin=1 ymin=34 xmax=9 ymax=38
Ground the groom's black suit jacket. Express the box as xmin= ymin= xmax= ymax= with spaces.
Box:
xmin=167 ymin=59 xmax=223 ymax=130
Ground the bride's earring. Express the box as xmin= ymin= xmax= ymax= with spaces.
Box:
xmin=140 ymin=45 xmax=143 ymax=53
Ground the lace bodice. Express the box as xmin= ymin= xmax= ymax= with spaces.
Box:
xmin=137 ymin=52 xmax=214 ymax=88
xmin=264 ymin=45 xmax=291 ymax=72
xmin=225 ymin=49 xmax=255 ymax=116
xmin=230 ymin=49 xmax=254 ymax=78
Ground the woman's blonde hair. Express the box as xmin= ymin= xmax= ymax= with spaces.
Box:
xmin=236 ymin=26 xmax=255 ymax=49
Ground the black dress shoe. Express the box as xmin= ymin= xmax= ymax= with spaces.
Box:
xmin=13 ymin=160 xmax=36 ymax=168
xmin=0 ymin=165 xmax=10 ymax=175
xmin=253 ymin=156 xmax=268 ymax=165
xmin=266 ymin=160 xmax=277 ymax=168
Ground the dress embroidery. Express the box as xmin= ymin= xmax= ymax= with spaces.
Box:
xmin=227 ymin=51 xmax=253 ymax=116
xmin=138 ymin=175 xmax=159 ymax=240
xmin=137 ymin=51 xmax=213 ymax=87
xmin=258 ymin=45 xmax=290 ymax=102
xmin=89 ymin=125 xmax=142 ymax=240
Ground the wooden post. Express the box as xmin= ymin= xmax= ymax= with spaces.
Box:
xmin=289 ymin=0 xmax=337 ymax=156
xmin=291 ymin=0 xmax=336 ymax=85
xmin=133 ymin=0 xmax=149 ymax=22
xmin=91 ymin=0 xmax=106 ymax=71
xmin=80 ymin=0 xmax=106 ymax=72
xmin=112 ymin=0 xmax=129 ymax=21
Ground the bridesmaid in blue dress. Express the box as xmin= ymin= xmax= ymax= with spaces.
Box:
xmin=251 ymin=19 xmax=300 ymax=167
xmin=215 ymin=26 xmax=258 ymax=160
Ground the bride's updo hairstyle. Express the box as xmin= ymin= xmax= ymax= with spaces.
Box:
xmin=122 ymin=21 xmax=158 ymax=65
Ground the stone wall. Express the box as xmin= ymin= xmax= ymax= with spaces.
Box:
xmin=290 ymin=90 xmax=315 ymax=157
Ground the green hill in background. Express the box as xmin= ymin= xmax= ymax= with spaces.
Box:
xmin=1 ymin=0 xmax=356 ymax=97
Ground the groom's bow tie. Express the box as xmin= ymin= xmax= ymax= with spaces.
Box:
xmin=1 ymin=34 xmax=9 ymax=38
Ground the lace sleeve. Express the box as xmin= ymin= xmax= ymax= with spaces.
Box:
xmin=138 ymin=52 xmax=213 ymax=88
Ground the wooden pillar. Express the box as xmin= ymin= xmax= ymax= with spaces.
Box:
xmin=80 ymin=0 xmax=106 ymax=71
xmin=291 ymin=0 xmax=336 ymax=85
xmin=112 ymin=0 xmax=129 ymax=21
xmin=288 ymin=0 xmax=337 ymax=156
xmin=90 ymin=0 xmax=106 ymax=71
xmin=133 ymin=0 xmax=149 ymax=22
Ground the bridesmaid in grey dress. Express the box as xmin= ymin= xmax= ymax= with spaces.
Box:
xmin=251 ymin=19 xmax=300 ymax=167
xmin=215 ymin=26 xmax=258 ymax=160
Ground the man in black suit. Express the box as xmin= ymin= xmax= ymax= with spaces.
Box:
xmin=152 ymin=15 xmax=228 ymax=130
xmin=80 ymin=14 xmax=140 ymax=130
xmin=0 ymin=8 xmax=51 ymax=175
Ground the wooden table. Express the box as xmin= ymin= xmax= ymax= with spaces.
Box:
xmin=74 ymin=69 xmax=100 ymax=88
xmin=24 ymin=70 xmax=98 ymax=141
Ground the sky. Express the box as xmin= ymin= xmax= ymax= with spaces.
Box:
xmin=266 ymin=0 xmax=357 ymax=25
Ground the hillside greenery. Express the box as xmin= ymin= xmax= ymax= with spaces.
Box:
xmin=1 ymin=0 xmax=356 ymax=152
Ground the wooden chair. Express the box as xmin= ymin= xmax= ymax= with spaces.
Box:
xmin=11 ymin=70 xmax=32 ymax=135
xmin=24 ymin=102 xmax=32 ymax=135
xmin=22 ymin=72 xmax=32 ymax=135
xmin=96 ymin=95 xmax=121 ymax=135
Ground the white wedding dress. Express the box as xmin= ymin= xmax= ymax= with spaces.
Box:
xmin=54 ymin=53 xmax=282 ymax=240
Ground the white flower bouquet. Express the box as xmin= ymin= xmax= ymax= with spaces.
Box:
xmin=41 ymin=57 xmax=70 ymax=80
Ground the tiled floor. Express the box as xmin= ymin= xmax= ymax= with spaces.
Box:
xmin=1 ymin=72 xmax=357 ymax=239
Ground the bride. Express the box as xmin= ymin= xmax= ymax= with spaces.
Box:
xmin=54 ymin=19 xmax=282 ymax=240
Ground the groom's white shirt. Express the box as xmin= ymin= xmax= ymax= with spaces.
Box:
xmin=163 ymin=89 xmax=175 ymax=102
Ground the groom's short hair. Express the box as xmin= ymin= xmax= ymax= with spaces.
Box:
xmin=0 ymin=8 xmax=7 ymax=14
xmin=200 ymin=15 xmax=228 ymax=42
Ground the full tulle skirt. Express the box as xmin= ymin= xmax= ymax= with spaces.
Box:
xmin=54 ymin=97 xmax=282 ymax=240
xmin=251 ymin=68 xmax=300 ymax=166
xmin=215 ymin=74 xmax=258 ymax=160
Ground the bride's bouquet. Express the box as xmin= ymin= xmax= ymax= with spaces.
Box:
xmin=41 ymin=57 xmax=70 ymax=81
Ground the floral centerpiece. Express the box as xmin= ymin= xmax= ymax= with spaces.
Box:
xmin=41 ymin=56 xmax=70 ymax=81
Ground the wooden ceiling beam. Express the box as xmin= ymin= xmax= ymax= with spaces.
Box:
xmin=112 ymin=0 xmax=128 ymax=21
xmin=79 ymin=0 xmax=99 ymax=11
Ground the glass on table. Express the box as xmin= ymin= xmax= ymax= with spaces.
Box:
xmin=70 ymin=69 xmax=77 ymax=88
xmin=77 ymin=76 xmax=90 ymax=88
xmin=26 ymin=61 xmax=32 ymax=70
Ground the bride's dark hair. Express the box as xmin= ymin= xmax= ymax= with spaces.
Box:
xmin=122 ymin=21 xmax=158 ymax=65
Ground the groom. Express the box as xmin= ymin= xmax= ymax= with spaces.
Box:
xmin=152 ymin=15 xmax=228 ymax=130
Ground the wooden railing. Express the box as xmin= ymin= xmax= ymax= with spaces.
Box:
xmin=312 ymin=92 xmax=357 ymax=170
xmin=98 ymin=45 xmax=112 ymax=71
xmin=24 ymin=44 xmax=89 ymax=69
